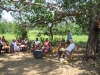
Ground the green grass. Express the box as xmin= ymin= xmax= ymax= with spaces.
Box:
xmin=74 ymin=35 xmax=88 ymax=47
xmin=74 ymin=35 xmax=88 ymax=43
xmin=0 ymin=33 xmax=15 ymax=42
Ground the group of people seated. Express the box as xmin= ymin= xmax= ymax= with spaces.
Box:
xmin=0 ymin=36 xmax=51 ymax=54
xmin=0 ymin=35 xmax=76 ymax=62
xmin=33 ymin=37 xmax=76 ymax=62
xmin=33 ymin=38 xmax=51 ymax=53
xmin=11 ymin=37 xmax=28 ymax=53
xmin=0 ymin=36 xmax=28 ymax=54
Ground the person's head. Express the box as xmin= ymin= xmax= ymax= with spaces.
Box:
xmin=13 ymin=39 xmax=15 ymax=42
xmin=24 ymin=38 xmax=27 ymax=40
xmin=60 ymin=39 xmax=65 ymax=45
xmin=68 ymin=31 xmax=70 ymax=34
xmin=36 ymin=38 xmax=38 ymax=41
xmin=16 ymin=37 xmax=18 ymax=40
xmin=2 ymin=36 xmax=5 ymax=39
xmin=69 ymin=39 xmax=73 ymax=43
xmin=46 ymin=38 xmax=48 ymax=41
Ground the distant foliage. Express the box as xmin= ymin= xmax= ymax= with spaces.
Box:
xmin=13 ymin=24 xmax=28 ymax=40
xmin=0 ymin=20 xmax=15 ymax=34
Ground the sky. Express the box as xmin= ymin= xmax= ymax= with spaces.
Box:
xmin=2 ymin=10 xmax=14 ymax=22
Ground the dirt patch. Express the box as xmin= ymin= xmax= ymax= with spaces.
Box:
xmin=0 ymin=48 xmax=100 ymax=75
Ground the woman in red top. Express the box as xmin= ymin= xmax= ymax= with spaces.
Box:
xmin=43 ymin=38 xmax=50 ymax=53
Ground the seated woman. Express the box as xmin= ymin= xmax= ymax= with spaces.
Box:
xmin=19 ymin=40 xmax=27 ymax=51
xmin=57 ymin=39 xmax=75 ymax=61
xmin=12 ymin=40 xmax=20 ymax=53
xmin=15 ymin=37 xmax=19 ymax=45
xmin=2 ymin=41 xmax=10 ymax=53
xmin=42 ymin=38 xmax=50 ymax=53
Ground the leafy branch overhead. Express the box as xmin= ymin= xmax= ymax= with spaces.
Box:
xmin=0 ymin=0 xmax=100 ymax=28
xmin=0 ymin=0 xmax=89 ymax=26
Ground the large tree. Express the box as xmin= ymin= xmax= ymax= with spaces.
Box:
xmin=0 ymin=0 xmax=100 ymax=59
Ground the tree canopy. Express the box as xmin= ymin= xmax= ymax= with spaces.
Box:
xmin=0 ymin=0 xmax=99 ymax=31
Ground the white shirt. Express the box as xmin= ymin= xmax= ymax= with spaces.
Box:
xmin=65 ymin=43 xmax=75 ymax=55
xmin=34 ymin=41 xmax=40 ymax=45
xmin=11 ymin=41 xmax=15 ymax=45
xmin=0 ymin=40 xmax=2 ymax=44
xmin=13 ymin=42 xmax=19 ymax=49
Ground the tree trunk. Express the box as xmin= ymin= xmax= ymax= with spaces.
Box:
xmin=49 ymin=23 xmax=53 ymax=44
xmin=84 ymin=22 xmax=99 ymax=60
xmin=22 ymin=30 xmax=27 ymax=40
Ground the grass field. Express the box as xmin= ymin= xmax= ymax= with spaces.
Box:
xmin=0 ymin=33 xmax=88 ymax=43
xmin=0 ymin=30 xmax=88 ymax=46
xmin=0 ymin=31 xmax=88 ymax=47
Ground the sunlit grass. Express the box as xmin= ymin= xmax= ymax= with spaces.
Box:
xmin=0 ymin=33 xmax=15 ymax=42
xmin=74 ymin=35 xmax=88 ymax=43
xmin=0 ymin=32 xmax=88 ymax=47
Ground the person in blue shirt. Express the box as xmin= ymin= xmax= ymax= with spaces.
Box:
xmin=67 ymin=31 xmax=72 ymax=44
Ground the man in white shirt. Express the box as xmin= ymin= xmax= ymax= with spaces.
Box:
xmin=34 ymin=38 xmax=41 ymax=50
xmin=34 ymin=38 xmax=40 ymax=45
xmin=65 ymin=39 xmax=75 ymax=55
xmin=57 ymin=39 xmax=75 ymax=60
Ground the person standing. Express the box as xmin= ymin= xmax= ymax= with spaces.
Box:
xmin=66 ymin=31 xmax=72 ymax=44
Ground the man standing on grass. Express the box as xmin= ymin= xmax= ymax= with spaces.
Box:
xmin=66 ymin=31 xmax=73 ymax=44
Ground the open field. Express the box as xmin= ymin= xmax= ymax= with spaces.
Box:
xmin=0 ymin=31 xmax=88 ymax=47
xmin=0 ymin=33 xmax=88 ymax=42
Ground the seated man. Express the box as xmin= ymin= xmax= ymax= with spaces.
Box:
xmin=33 ymin=38 xmax=43 ymax=58
xmin=57 ymin=39 xmax=75 ymax=61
